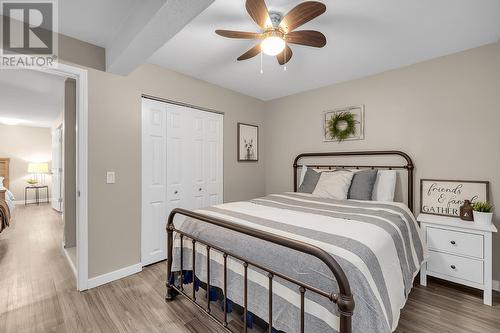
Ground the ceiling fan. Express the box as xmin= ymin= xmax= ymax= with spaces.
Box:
xmin=215 ymin=0 xmax=327 ymax=66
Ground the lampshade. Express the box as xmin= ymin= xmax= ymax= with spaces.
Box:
xmin=28 ymin=162 xmax=49 ymax=174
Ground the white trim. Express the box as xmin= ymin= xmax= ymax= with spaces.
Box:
xmin=62 ymin=243 xmax=77 ymax=278
xmin=13 ymin=199 xmax=49 ymax=205
xmin=31 ymin=63 xmax=89 ymax=291
xmin=493 ymin=280 xmax=500 ymax=292
xmin=87 ymin=263 xmax=142 ymax=289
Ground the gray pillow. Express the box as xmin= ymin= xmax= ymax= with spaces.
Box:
xmin=348 ymin=169 xmax=378 ymax=200
xmin=298 ymin=168 xmax=321 ymax=193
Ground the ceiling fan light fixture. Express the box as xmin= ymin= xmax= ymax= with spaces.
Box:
xmin=216 ymin=1 xmax=327 ymax=64
xmin=261 ymin=31 xmax=285 ymax=56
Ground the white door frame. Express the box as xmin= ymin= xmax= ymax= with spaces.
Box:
xmin=32 ymin=63 xmax=88 ymax=291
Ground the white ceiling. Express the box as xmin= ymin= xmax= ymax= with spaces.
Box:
xmin=0 ymin=70 xmax=65 ymax=128
xmin=149 ymin=0 xmax=500 ymax=100
xmin=59 ymin=0 xmax=142 ymax=48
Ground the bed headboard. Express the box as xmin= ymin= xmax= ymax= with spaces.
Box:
xmin=293 ymin=151 xmax=415 ymax=212
xmin=0 ymin=158 xmax=10 ymax=189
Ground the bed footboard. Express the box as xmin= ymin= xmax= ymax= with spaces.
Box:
xmin=166 ymin=208 xmax=354 ymax=333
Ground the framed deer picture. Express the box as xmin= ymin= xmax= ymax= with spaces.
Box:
xmin=238 ymin=123 xmax=258 ymax=162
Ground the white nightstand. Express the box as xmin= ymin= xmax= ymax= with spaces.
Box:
xmin=418 ymin=213 xmax=497 ymax=305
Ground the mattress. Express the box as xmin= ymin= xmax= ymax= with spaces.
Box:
xmin=171 ymin=192 xmax=426 ymax=333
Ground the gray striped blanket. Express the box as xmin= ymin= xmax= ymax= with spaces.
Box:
xmin=171 ymin=193 xmax=426 ymax=333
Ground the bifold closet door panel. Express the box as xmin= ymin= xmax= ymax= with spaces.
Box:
xmin=141 ymin=98 xmax=168 ymax=266
xmin=166 ymin=104 xmax=191 ymax=214
xmin=202 ymin=111 xmax=223 ymax=207
xmin=191 ymin=109 xmax=206 ymax=209
xmin=189 ymin=109 xmax=224 ymax=209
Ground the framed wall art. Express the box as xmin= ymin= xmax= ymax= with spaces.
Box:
xmin=323 ymin=105 xmax=365 ymax=142
xmin=420 ymin=179 xmax=490 ymax=217
xmin=238 ymin=123 xmax=258 ymax=162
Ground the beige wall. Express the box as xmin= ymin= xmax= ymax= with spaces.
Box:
xmin=87 ymin=64 xmax=266 ymax=277
xmin=264 ymin=42 xmax=500 ymax=280
xmin=59 ymin=34 xmax=105 ymax=71
xmin=0 ymin=124 xmax=52 ymax=200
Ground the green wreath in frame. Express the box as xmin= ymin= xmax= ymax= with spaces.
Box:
xmin=327 ymin=111 xmax=358 ymax=142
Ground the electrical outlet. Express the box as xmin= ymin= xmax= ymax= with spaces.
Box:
xmin=106 ymin=171 xmax=116 ymax=184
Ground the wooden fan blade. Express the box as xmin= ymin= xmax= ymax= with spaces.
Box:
xmin=279 ymin=1 xmax=326 ymax=33
xmin=215 ymin=30 xmax=262 ymax=39
xmin=237 ymin=44 xmax=261 ymax=61
xmin=245 ymin=0 xmax=271 ymax=29
xmin=286 ymin=30 xmax=326 ymax=48
xmin=276 ymin=45 xmax=293 ymax=65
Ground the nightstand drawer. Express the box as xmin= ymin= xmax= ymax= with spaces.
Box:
xmin=426 ymin=227 xmax=483 ymax=258
xmin=427 ymin=251 xmax=483 ymax=284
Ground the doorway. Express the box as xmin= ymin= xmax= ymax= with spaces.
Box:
xmin=40 ymin=64 xmax=89 ymax=291
xmin=0 ymin=64 xmax=88 ymax=291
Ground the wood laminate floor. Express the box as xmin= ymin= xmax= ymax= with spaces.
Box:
xmin=0 ymin=205 xmax=499 ymax=332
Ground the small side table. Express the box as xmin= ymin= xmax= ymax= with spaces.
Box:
xmin=418 ymin=213 xmax=497 ymax=306
xmin=25 ymin=185 xmax=49 ymax=206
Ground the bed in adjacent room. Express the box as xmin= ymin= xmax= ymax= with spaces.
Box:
xmin=166 ymin=151 xmax=426 ymax=333
xmin=1 ymin=157 xmax=14 ymax=233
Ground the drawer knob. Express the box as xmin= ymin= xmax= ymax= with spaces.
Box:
xmin=450 ymin=265 xmax=456 ymax=270
xmin=174 ymin=190 xmax=179 ymax=194
xmin=450 ymin=240 xmax=456 ymax=245
xmin=198 ymin=188 xmax=202 ymax=191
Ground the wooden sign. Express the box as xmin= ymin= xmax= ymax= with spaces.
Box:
xmin=420 ymin=179 xmax=489 ymax=217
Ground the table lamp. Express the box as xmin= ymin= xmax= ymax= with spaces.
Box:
xmin=27 ymin=162 xmax=49 ymax=185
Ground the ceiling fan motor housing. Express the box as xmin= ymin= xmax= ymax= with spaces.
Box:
xmin=268 ymin=11 xmax=283 ymax=28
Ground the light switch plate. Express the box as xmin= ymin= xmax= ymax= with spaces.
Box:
xmin=106 ymin=171 xmax=116 ymax=184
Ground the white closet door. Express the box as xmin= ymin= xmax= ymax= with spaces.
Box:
xmin=190 ymin=109 xmax=206 ymax=209
xmin=165 ymin=104 xmax=190 ymax=213
xmin=199 ymin=110 xmax=223 ymax=207
xmin=142 ymin=98 xmax=223 ymax=266
xmin=171 ymin=107 xmax=223 ymax=210
xmin=141 ymin=99 xmax=167 ymax=266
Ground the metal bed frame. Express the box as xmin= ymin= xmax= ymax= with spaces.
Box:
xmin=166 ymin=150 xmax=414 ymax=333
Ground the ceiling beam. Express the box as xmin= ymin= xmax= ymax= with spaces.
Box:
xmin=106 ymin=0 xmax=214 ymax=75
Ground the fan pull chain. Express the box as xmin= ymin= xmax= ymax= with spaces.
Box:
xmin=260 ymin=51 xmax=263 ymax=74
xmin=284 ymin=44 xmax=287 ymax=71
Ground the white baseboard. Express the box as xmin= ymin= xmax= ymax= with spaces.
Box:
xmin=87 ymin=263 xmax=142 ymax=289
xmin=493 ymin=280 xmax=500 ymax=292
xmin=62 ymin=244 xmax=77 ymax=278
xmin=13 ymin=199 xmax=50 ymax=205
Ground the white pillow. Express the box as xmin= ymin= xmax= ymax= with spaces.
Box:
xmin=299 ymin=165 xmax=308 ymax=186
xmin=372 ymin=170 xmax=397 ymax=202
xmin=0 ymin=176 xmax=4 ymax=188
xmin=312 ymin=171 xmax=354 ymax=200
xmin=299 ymin=166 xmax=335 ymax=186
